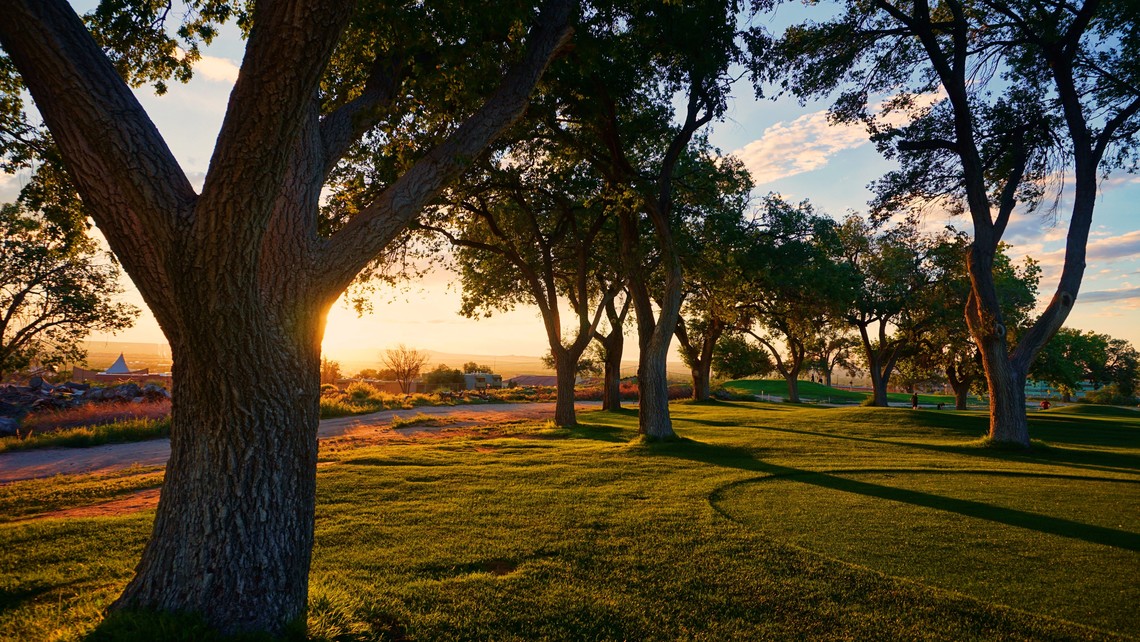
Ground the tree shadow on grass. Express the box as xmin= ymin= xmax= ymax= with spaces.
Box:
xmin=555 ymin=422 xmax=630 ymax=443
xmin=649 ymin=438 xmax=1140 ymax=553
xmin=743 ymin=421 xmax=1140 ymax=475
xmin=0 ymin=583 xmax=60 ymax=615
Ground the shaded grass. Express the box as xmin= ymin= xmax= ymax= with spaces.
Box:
xmin=1 ymin=401 xmax=1137 ymax=640
xmin=725 ymin=378 xmax=968 ymax=406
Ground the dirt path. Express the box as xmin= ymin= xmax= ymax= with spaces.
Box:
xmin=0 ymin=401 xmax=601 ymax=483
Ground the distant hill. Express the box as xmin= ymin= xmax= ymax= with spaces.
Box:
xmin=80 ymin=340 xmax=689 ymax=380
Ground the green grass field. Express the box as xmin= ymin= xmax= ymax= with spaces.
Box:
xmin=724 ymin=378 xmax=975 ymax=406
xmin=1 ymin=402 xmax=1137 ymax=640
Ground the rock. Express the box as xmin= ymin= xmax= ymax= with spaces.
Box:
xmin=142 ymin=383 xmax=171 ymax=401
xmin=28 ymin=376 xmax=43 ymax=389
xmin=0 ymin=417 xmax=18 ymax=438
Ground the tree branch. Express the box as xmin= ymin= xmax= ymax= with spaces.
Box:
xmin=316 ymin=0 xmax=575 ymax=297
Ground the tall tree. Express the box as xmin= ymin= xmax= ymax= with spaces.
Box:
xmin=830 ymin=216 xmax=945 ymax=406
xmin=807 ymin=326 xmax=857 ymax=389
xmin=672 ymin=154 xmax=754 ymax=401
xmin=0 ymin=0 xmax=573 ymax=633
xmin=743 ymin=196 xmax=850 ymax=403
xmin=912 ymin=238 xmax=1040 ymax=409
xmin=545 ymin=0 xmax=748 ymax=438
xmin=423 ymin=137 xmax=620 ymax=426
xmin=771 ymin=0 xmax=1140 ymax=445
xmin=0 ymin=204 xmax=138 ymax=379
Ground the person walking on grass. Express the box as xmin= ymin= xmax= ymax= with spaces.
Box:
xmin=911 ymin=392 xmax=919 ymax=410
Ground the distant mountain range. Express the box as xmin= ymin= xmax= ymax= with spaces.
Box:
xmin=80 ymin=340 xmax=689 ymax=379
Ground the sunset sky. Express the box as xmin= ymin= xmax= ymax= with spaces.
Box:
xmin=5 ymin=9 xmax=1138 ymax=370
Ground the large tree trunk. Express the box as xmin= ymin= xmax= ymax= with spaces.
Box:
xmin=637 ymin=342 xmax=674 ymax=438
xmin=691 ymin=363 xmax=711 ymax=401
xmin=785 ymin=373 xmax=800 ymax=403
xmin=980 ymin=347 xmax=1029 ymax=445
xmin=553 ymin=352 xmax=578 ymax=426
xmin=113 ymin=311 xmax=323 ymax=634
xmin=865 ymin=356 xmax=889 ymax=406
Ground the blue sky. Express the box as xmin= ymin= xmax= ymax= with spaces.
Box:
xmin=5 ymin=9 xmax=1138 ymax=368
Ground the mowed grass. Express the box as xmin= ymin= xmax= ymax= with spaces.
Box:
xmin=1 ymin=402 xmax=1137 ymax=640
xmin=725 ymin=378 xmax=971 ymax=406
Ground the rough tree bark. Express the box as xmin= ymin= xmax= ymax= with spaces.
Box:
xmin=0 ymin=0 xmax=573 ymax=633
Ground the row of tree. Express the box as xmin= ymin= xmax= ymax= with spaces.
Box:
xmin=1 ymin=0 xmax=1135 ymax=634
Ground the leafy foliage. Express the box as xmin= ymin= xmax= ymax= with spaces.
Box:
xmin=0 ymin=205 xmax=137 ymax=377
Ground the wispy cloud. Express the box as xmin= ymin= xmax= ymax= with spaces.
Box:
xmin=1088 ymin=229 xmax=1140 ymax=262
xmin=1080 ymin=286 xmax=1140 ymax=304
xmin=730 ymin=91 xmax=945 ymax=186
xmin=731 ymin=111 xmax=868 ymax=185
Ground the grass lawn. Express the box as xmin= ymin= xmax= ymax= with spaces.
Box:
xmin=1 ymin=402 xmax=1137 ymax=640
xmin=725 ymin=378 xmax=974 ymax=406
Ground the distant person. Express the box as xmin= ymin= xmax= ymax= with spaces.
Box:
xmin=1040 ymin=399 xmax=1051 ymax=410
xmin=911 ymin=392 xmax=919 ymax=410
xmin=937 ymin=402 xmax=945 ymax=410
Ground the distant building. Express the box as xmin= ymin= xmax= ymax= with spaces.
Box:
xmin=464 ymin=372 xmax=503 ymax=390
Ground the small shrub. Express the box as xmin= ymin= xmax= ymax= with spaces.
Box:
xmin=1081 ymin=384 xmax=1137 ymax=406
xmin=344 ymin=381 xmax=380 ymax=402
xmin=319 ymin=398 xmax=360 ymax=419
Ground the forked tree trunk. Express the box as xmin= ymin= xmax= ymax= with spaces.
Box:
xmin=553 ymin=353 xmax=578 ymax=426
xmin=113 ymin=310 xmax=323 ymax=633
xmin=946 ymin=364 xmax=971 ymax=410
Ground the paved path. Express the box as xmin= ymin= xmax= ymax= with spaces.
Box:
xmin=0 ymin=401 xmax=601 ymax=483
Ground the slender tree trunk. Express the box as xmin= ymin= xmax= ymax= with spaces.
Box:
xmin=553 ymin=353 xmax=578 ymax=426
xmin=113 ymin=310 xmax=322 ymax=634
xmin=601 ymin=333 xmax=623 ymax=411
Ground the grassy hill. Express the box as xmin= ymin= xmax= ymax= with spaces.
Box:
xmin=2 ymin=402 xmax=1136 ymax=639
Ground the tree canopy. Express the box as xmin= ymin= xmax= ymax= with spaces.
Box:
xmin=0 ymin=204 xmax=137 ymax=379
